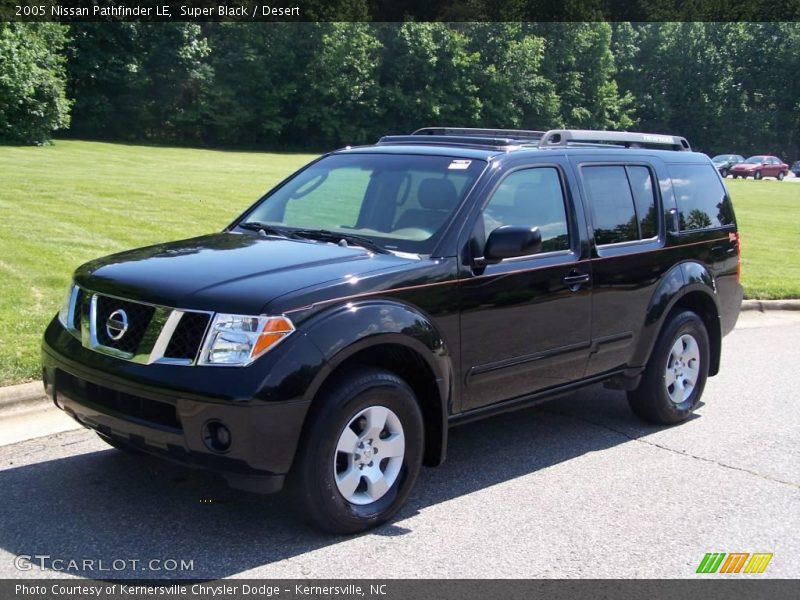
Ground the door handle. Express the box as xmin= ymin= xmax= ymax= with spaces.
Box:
xmin=711 ymin=245 xmax=736 ymax=259
xmin=563 ymin=270 xmax=590 ymax=291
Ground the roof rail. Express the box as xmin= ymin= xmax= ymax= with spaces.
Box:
xmin=413 ymin=127 xmax=545 ymax=142
xmin=539 ymin=129 xmax=692 ymax=151
xmin=378 ymin=134 xmax=524 ymax=149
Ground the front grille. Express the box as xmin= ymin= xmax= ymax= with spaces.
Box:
xmin=94 ymin=295 xmax=155 ymax=355
xmin=57 ymin=370 xmax=182 ymax=430
xmin=72 ymin=287 xmax=213 ymax=365
xmin=164 ymin=312 xmax=210 ymax=360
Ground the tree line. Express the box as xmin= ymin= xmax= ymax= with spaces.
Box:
xmin=2 ymin=22 xmax=799 ymax=160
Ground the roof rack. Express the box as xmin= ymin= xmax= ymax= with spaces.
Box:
xmin=378 ymin=127 xmax=546 ymax=150
xmin=539 ymin=129 xmax=692 ymax=151
xmin=412 ymin=127 xmax=545 ymax=142
xmin=378 ymin=134 xmax=525 ymax=149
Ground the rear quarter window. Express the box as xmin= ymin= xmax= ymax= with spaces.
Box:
xmin=669 ymin=164 xmax=734 ymax=231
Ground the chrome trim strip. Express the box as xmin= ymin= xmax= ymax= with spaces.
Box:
xmin=80 ymin=290 xmax=91 ymax=348
xmin=64 ymin=285 xmax=81 ymax=338
xmin=148 ymin=310 xmax=187 ymax=365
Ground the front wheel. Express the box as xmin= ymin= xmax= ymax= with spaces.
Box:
xmin=720 ymin=168 xmax=729 ymax=178
xmin=628 ymin=310 xmax=710 ymax=424
xmin=292 ymin=367 xmax=424 ymax=534
xmin=754 ymin=170 xmax=763 ymax=180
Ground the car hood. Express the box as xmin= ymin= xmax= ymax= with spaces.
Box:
xmin=74 ymin=233 xmax=416 ymax=314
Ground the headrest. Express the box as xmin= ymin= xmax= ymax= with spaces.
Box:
xmin=418 ymin=178 xmax=458 ymax=210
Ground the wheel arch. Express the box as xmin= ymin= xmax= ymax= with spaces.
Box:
xmin=633 ymin=261 xmax=723 ymax=377
xmin=300 ymin=300 xmax=452 ymax=468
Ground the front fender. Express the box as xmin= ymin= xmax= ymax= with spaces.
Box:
xmin=303 ymin=300 xmax=451 ymax=402
xmin=301 ymin=300 xmax=452 ymax=467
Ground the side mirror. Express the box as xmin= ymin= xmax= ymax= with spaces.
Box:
xmin=475 ymin=226 xmax=542 ymax=267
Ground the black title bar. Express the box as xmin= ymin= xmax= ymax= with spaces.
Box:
xmin=3 ymin=0 xmax=800 ymax=22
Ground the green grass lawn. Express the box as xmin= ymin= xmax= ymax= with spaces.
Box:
xmin=0 ymin=141 xmax=315 ymax=385
xmin=0 ymin=141 xmax=798 ymax=385
xmin=726 ymin=178 xmax=800 ymax=300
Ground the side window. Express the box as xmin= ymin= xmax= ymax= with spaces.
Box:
xmin=627 ymin=166 xmax=658 ymax=239
xmin=483 ymin=167 xmax=570 ymax=253
xmin=582 ymin=165 xmax=660 ymax=246
xmin=669 ymin=164 xmax=733 ymax=231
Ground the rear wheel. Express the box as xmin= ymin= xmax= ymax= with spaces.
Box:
xmin=292 ymin=367 xmax=424 ymax=534
xmin=777 ymin=171 xmax=785 ymax=181
xmin=754 ymin=170 xmax=763 ymax=180
xmin=628 ymin=310 xmax=710 ymax=424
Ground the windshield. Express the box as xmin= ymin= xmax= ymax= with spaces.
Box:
xmin=745 ymin=156 xmax=767 ymax=164
xmin=712 ymin=155 xmax=734 ymax=162
xmin=238 ymin=153 xmax=486 ymax=254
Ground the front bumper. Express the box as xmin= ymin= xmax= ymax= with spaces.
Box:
xmin=42 ymin=318 xmax=322 ymax=494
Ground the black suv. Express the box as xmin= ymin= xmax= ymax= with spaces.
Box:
xmin=43 ymin=128 xmax=743 ymax=533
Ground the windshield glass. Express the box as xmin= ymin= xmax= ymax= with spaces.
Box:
xmin=712 ymin=155 xmax=734 ymax=161
xmin=745 ymin=156 xmax=766 ymax=164
xmin=238 ymin=153 xmax=486 ymax=254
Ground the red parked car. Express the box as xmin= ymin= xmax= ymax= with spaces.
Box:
xmin=730 ymin=155 xmax=789 ymax=180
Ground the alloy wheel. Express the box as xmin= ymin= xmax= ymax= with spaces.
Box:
xmin=664 ymin=334 xmax=700 ymax=404
xmin=333 ymin=405 xmax=405 ymax=505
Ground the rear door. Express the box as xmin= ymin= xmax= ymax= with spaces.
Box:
xmin=572 ymin=158 xmax=667 ymax=376
xmin=458 ymin=158 xmax=593 ymax=411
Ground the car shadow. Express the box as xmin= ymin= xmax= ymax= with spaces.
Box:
xmin=0 ymin=385 xmax=685 ymax=579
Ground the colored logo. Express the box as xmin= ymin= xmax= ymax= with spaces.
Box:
xmin=696 ymin=552 xmax=773 ymax=574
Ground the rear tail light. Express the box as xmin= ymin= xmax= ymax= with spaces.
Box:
xmin=729 ymin=231 xmax=741 ymax=283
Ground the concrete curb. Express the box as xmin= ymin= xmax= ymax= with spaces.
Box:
xmin=0 ymin=299 xmax=796 ymax=413
xmin=741 ymin=299 xmax=800 ymax=312
xmin=0 ymin=381 xmax=49 ymax=411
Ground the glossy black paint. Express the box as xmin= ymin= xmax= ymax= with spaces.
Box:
xmin=42 ymin=141 xmax=742 ymax=491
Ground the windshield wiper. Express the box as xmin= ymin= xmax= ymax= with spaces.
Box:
xmin=290 ymin=229 xmax=391 ymax=254
xmin=237 ymin=222 xmax=300 ymax=239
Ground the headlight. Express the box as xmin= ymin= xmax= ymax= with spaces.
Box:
xmin=198 ymin=314 xmax=295 ymax=366
xmin=57 ymin=283 xmax=76 ymax=329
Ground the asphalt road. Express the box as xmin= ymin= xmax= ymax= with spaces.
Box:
xmin=1 ymin=311 xmax=798 ymax=579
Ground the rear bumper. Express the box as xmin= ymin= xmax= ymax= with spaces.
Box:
xmin=42 ymin=319 xmax=319 ymax=494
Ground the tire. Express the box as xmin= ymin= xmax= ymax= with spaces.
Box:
xmin=720 ymin=168 xmax=729 ymax=178
xmin=292 ymin=367 xmax=424 ymax=534
xmin=627 ymin=310 xmax=710 ymax=424
xmin=97 ymin=432 xmax=146 ymax=455
xmin=754 ymin=170 xmax=763 ymax=180
xmin=777 ymin=171 xmax=785 ymax=181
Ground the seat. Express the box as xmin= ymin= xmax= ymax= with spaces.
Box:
xmin=394 ymin=178 xmax=459 ymax=232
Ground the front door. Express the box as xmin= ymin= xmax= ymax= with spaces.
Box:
xmin=459 ymin=163 xmax=592 ymax=411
